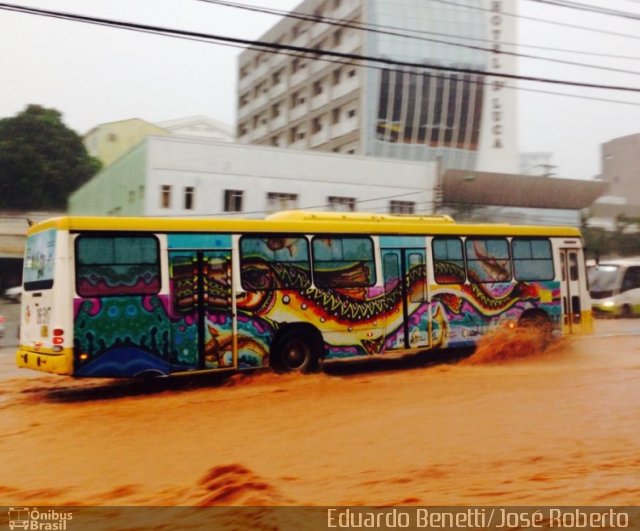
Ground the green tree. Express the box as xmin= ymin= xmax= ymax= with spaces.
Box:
xmin=0 ymin=104 xmax=101 ymax=210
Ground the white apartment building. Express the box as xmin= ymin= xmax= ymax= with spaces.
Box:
xmin=237 ymin=0 xmax=518 ymax=173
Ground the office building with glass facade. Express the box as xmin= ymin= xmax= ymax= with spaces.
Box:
xmin=237 ymin=0 xmax=518 ymax=172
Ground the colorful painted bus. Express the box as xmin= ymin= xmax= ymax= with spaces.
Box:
xmin=16 ymin=212 xmax=592 ymax=377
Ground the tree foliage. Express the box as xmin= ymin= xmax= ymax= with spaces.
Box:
xmin=0 ymin=104 xmax=101 ymax=210
xmin=581 ymin=214 xmax=640 ymax=260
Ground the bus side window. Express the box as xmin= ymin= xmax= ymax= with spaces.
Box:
xmin=569 ymin=253 xmax=579 ymax=281
xmin=622 ymin=267 xmax=640 ymax=293
xmin=239 ymin=235 xmax=311 ymax=291
xmin=465 ymin=238 xmax=511 ymax=283
xmin=408 ymin=252 xmax=427 ymax=302
xmin=432 ymin=237 xmax=465 ymax=284
xmin=76 ymin=235 xmax=160 ymax=297
xmin=512 ymin=238 xmax=554 ymax=281
xmin=312 ymin=236 xmax=376 ymax=288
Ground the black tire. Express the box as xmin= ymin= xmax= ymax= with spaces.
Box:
xmin=271 ymin=330 xmax=320 ymax=374
xmin=620 ymin=304 xmax=632 ymax=318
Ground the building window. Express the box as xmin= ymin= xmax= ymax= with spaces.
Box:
xmin=333 ymin=68 xmax=342 ymax=85
xmin=333 ymin=29 xmax=342 ymax=46
xmin=107 ymin=133 xmax=117 ymax=142
xmin=138 ymin=185 xmax=145 ymax=199
xmin=267 ymin=192 xmax=298 ymax=212
xmin=224 ymin=190 xmax=244 ymax=213
xmin=161 ymin=185 xmax=172 ymax=209
xmin=128 ymin=190 xmax=136 ymax=204
xmin=313 ymin=81 xmax=323 ymax=96
xmin=348 ymin=68 xmax=357 ymax=78
xmin=332 ymin=108 xmax=341 ymax=124
xmin=347 ymin=108 xmax=357 ymax=118
xmin=312 ymin=117 xmax=322 ymax=133
xmin=184 ymin=186 xmax=195 ymax=210
xmin=272 ymin=103 xmax=281 ymax=118
xmin=389 ymin=200 xmax=414 ymax=214
xmin=328 ymin=196 xmax=355 ymax=211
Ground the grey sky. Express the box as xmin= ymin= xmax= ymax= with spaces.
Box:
xmin=1 ymin=0 xmax=639 ymax=180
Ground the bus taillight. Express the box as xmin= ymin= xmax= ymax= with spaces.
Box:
xmin=53 ymin=328 xmax=64 ymax=347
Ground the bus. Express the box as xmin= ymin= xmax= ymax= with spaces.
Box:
xmin=588 ymin=258 xmax=640 ymax=317
xmin=16 ymin=211 xmax=592 ymax=378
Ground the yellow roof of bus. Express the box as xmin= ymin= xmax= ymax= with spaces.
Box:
xmin=27 ymin=211 xmax=582 ymax=238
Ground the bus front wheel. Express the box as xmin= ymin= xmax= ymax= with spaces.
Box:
xmin=271 ymin=329 xmax=321 ymax=374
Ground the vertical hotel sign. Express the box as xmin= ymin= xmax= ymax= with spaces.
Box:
xmin=490 ymin=1 xmax=505 ymax=149
xmin=476 ymin=0 xmax=518 ymax=172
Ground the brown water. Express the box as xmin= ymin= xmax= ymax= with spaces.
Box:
xmin=0 ymin=327 xmax=638 ymax=508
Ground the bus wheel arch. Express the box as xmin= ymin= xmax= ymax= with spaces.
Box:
xmin=518 ymin=309 xmax=553 ymax=343
xmin=270 ymin=324 xmax=324 ymax=374
xmin=620 ymin=304 xmax=632 ymax=318
xmin=134 ymin=369 xmax=169 ymax=379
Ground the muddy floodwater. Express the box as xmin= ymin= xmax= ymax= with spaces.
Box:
xmin=0 ymin=320 xmax=638 ymax=509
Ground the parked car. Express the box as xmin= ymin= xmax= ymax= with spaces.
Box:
xmin=3 ymin=285 xmax=22 ymax=303
xmin=588 ymin=258 xmax=640 ymax=317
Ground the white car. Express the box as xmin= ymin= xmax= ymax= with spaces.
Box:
xmin=3 ymin=285 xmax=22 ymax=303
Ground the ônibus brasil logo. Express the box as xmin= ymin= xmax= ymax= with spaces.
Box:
xmin=8 ymin=508 xmax=73 ymax=530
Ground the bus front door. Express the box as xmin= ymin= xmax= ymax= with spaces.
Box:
xmin=381 ymin=248 xmax=430 ymax=352
xmin=560 ymin=247 xmax=587 ymax=334
xmin=169 ymin=250 xmax=234 ymax=370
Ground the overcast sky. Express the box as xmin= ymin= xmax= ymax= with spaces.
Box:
xmin=0 ymin=0 xmax=639 ymax=180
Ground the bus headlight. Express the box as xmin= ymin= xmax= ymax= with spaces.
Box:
xmin=602 ymin=301 xmax=616 ymax=308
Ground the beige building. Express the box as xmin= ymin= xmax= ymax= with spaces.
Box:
xmin=588 ymin=133 xmax=640 ymax=227
xmin=83 ymin=118 xmax=170 ymax=167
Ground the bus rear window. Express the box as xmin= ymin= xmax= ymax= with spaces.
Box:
xmin=24 ymin=229 xmax=56 ymax=291
xmin=76 ymin=235 xmax=160 ymax=297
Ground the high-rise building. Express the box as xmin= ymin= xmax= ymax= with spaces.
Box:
xmin=237 ymin=0 xmax=518 ymax=172
xmin=601 ymin=133 xmax=640 ymax=205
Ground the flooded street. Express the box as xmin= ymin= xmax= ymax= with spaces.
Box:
xmin=0 ymin=317 xmax=638 ymax=508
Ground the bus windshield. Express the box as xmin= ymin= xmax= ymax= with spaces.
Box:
xmin=588 ymin=265 xmax=619 ymax=298
xmin=23 ymin=229 xmax=56 ymax=291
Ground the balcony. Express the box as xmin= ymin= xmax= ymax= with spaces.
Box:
xmin=331 ymin=77 xmax=360 ymax=100
xmin=290 ymin=104 xmax=309 ymax=121
xmin=270 ymin=114 xmax=288 ymax=130
xmin=270 ymin=82 xmax=288 ymax=99
xmin=331 ymin=118 xmax=357 ymax=139
xmin=310 ymin=128 xmax=330 ymax=147
xmin=290 ymin=68 xmax=309 ymax=88
xmin=311 ymin=91 xmax=330 ymax=111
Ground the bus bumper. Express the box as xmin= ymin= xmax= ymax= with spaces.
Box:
xmin=16 ymin=348 xmax=73 ymax=375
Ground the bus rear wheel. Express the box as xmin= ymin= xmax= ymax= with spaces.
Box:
xmin=271 ymin=330 xmax=320 ymax=374
xmin=519 ymin=311 xmax=552 ymax=347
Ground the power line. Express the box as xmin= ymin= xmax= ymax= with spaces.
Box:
xmin=430 ymin=0 xmax=640 ymax=41
xmin=197 ymin=0 xmax=640 ymax=77
xmin=524 ymin=0 xmax=640 ymax=21
xmin=209 ymin=0 xmax=640 ymax=62
xmin=2 ymin=3 xmax=640 ymax=95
